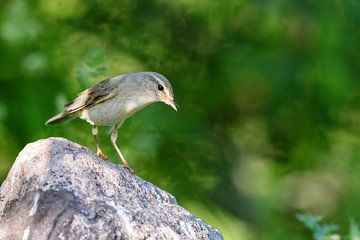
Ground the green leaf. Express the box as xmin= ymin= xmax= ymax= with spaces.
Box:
xmin=315 ymin=224 xmax=339 ymax=240
xmin=296 ymin=214 xmax=322 ymax=231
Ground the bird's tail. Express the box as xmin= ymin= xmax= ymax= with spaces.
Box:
xmin=45 ymin=111 xmax=75 ymax=125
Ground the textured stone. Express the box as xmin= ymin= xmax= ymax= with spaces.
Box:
xmin=0 ymin=137 xmax=223 ymax=240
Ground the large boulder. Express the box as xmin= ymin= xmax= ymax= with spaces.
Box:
xmin=0 ymin=137 xmax=223 ymax=240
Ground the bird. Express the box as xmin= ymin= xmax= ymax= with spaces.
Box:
xmin=46 ymin=72 xmax=177 ymax=172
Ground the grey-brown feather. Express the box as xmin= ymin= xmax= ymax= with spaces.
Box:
xmin=65 ymin=78 xmax=118 ymax=113
xmin=45 ymin=111 xmax=75 ymax=125
xmin=46 ymin=78 xmax=119 ymax=125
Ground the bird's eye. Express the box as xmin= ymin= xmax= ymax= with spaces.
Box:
xmin=158 ymin=84 xmax=164 ymax=91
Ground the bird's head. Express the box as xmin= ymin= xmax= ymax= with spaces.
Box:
xmin=140 ymin=72 xmax=177 ymax=111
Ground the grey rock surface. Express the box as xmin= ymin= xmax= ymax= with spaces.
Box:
xmin=0 ymin=137 xmax=223 ymax=240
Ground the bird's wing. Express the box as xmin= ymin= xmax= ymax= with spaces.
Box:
xmin=64 ymin=78 xmax=118 ymax=114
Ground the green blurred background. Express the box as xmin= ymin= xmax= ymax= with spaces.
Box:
xmin=1 ymin=0 xmax=360 ymax=239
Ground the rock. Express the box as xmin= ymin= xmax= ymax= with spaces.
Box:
xmin=0 ymin=137 xmax=223 ymax=240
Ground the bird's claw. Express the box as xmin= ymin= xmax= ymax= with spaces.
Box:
xmin=97 ymin=150 xmax=108 ymax=160
xmin=121 ymin=162 xmax=134 ymax=174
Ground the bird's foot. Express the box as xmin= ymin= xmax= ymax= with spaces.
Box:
xmin=97 ymin=149 xmax=108 ymax=160
xmin=121 ymin=162 xmax=134 ymax=174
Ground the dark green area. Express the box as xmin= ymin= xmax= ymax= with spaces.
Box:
xmin=1 ymin=0 xmax=360 ymax=239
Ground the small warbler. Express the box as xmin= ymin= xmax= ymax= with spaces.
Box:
xmin=46 ymin=72 xmax=177 ymax=172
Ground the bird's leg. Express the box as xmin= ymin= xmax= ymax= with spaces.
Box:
xmin=110 ymin=124 xmax=134 ymax=173
xmin=92 ymin=125 xmax=108 ymax=160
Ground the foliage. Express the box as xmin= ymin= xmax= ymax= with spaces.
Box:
xmin=297 ymin=214 xmax=339 ymax=240
xmin=1 ymin=0 xmax=360 ymax=239
xmin=297 ymin=214 xmax=360 ymax=240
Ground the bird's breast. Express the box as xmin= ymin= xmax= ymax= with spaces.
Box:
xmin=80 ymin=98 xmax=126 ymax=125
xmin=80 ymin=95 xmax=153 ymax=126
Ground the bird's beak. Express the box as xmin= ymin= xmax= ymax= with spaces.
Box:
xmin=164 ymin=97 xmax=178 ymax=111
